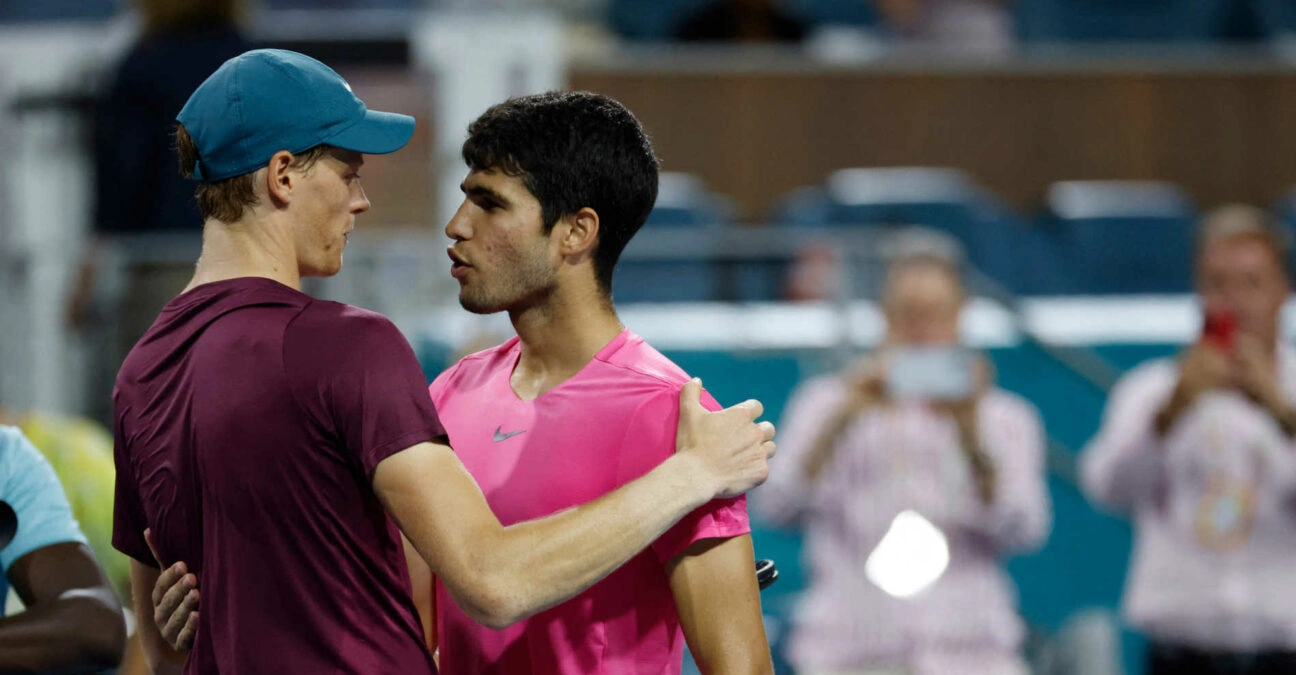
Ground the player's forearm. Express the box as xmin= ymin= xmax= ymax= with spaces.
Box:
xmin=468 ymin=454 xmax=711 ymax=628
xmin=0 ymin=591 xmax=125 ymax=673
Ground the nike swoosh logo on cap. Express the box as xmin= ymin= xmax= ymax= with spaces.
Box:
xmin=493 ymin=426 xmax=526 ymax=442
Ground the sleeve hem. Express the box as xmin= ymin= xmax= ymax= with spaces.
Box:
xmin=362 ymin=426 xmax=447 ymax=478
xmin=654 ymin=520 xmax=753 ymax=565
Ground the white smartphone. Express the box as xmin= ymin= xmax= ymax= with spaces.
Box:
xmin=885 ymin=347 xmax=974 ymax=401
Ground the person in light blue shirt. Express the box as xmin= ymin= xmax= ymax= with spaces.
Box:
xmin=0 ymin=425 xmax=125 ymax=670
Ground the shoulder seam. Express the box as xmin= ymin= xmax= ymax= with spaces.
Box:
xmin=280 ymin=300 xmax=321 ymax=432
xmin=592 ymin=352 xmax=686 ymax=390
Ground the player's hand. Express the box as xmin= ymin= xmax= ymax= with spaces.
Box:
xmin=675 ymin=379 xmax=777 ymax=499
xmin=145 ymin=528 xmax=200 ymax=654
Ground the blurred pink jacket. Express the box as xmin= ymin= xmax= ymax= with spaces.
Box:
xmin=1081 ymin=347 xmax=1296 ymax=651
xmin=755 ymin=376 xmax=1050 ymax=674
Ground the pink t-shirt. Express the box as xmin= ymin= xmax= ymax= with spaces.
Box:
xmin=428 ymin=330 xmax=750 ymax=674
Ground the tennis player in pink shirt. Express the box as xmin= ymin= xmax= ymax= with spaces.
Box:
xmin=420 ymin=91 xmax=770 ymax=674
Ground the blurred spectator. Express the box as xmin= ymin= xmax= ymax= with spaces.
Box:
xmin=756 ymin=252 xmax=1050 ymax=675
xmin=676 ymin=0 xmax=807 ymax=43
xmin=0 ymin=402 xmax=145 ymax=672
xmin=784 ymin=240 xmax=844 ymax=302
xmin=0 ymin=425 xmax=125 ymax=671
xmin=0 ymin=405 xmax=128 ymax=599
xmin=1081 ymin=204 xmax=1296 ymax=675
xmin=872 ymin=0 xmax=1013 ymax=54
xmin=70 ymin=0 xmax=250 ymax=422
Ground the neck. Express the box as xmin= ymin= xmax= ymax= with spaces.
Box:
xmin=185 ymin=216 xmax=302 ymax=293
xmin=508 ymin=281 xmax=623 ymax=399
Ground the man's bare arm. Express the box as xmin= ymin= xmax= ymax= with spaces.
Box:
xmin=668 ymin=535 xmax=773 ymax=675
xmin=402 ymin=535 xmax=436 ymax=652
xmin=0 ymin=542 xmax=125 ymax=672
xmin=148 ymin=382 xmax=775 ymax=645
xmin=377 ymin=381 xmax=774 ymax=629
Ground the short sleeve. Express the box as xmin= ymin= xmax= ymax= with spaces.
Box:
xmin=614 ymin=387 xmax=751 ymax=565
xmin=111 ymin=396 xmax=154 ymax=566
xmin=285 ymin=304 xmax=446 ymax=476
xmin=0 ymin=427 xmax=88 ymax=575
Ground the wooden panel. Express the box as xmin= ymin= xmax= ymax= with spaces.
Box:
xmin=332 ymin=65 xmax=1296 ymax=224
xmin=570 ymin=67 xmax=1296 ymax=217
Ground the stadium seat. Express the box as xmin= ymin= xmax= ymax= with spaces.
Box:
xmin=607 ymin=0 xmax=708 ymax=40
xmin=1269 ymin=186 xmax=1296 ymax=274
xmin=771 ymin=167 xmax=1038 ymax=296
xmin=1037 ymin=180 xmax=1196 ymax=294
xmin=1015 ymin=0 xmax=1233 ymax=43
xmin=614 ymin=172 xmax=727 ymax=303
xmin=0 ymin=0 xmax=118 ymax=22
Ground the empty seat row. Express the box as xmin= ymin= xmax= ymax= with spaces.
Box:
xmin=615 ymin=169 xmax=1292 ymax=303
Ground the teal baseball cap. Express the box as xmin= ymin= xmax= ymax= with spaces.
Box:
xmin=177 ymin=49 xmax=415 ymax=182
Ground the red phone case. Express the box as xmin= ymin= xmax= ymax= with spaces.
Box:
xmin=1203 ymin=309 xmax=1238 ymax=351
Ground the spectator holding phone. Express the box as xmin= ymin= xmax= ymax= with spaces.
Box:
xmin=1081 ymin=204 xmax=1296 ymax=675
xmin=756 ymin=250 xmax=1050 ymax=675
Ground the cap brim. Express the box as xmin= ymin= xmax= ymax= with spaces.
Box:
xmin=324 ymin=109 xmax=415 ymax=155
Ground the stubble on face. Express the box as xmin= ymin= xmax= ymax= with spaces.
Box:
xmin=458 ymin=238 xmax=557 ymax=315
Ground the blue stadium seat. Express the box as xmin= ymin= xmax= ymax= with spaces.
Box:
xmin=1038 ymin=180 xmax=1196 ymax=294
xmin=1269 ymin=186 xmax=1296 ymax=274
xmin=785 ymin=0 xmax=877 ymax=26
xmin=0 ymin=0 xmax=119 ymax=21
xmin=771 ymin=167 xmax=1040 ymax=296
xmin=608 ymin=0 xmax=708 ymax=40
xmin=1016 ymin=0 xmax=1219 ymax=42
xmin=614 ymin=172 xmax=726 ymax=303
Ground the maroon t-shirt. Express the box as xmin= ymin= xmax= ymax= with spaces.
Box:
xmin=111 ymin=277 xmax=442 ymax=674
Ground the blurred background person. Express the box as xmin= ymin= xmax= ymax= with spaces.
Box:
xmin=1080 ymin=204 xmax=1296 ymax=675
xmin=0 ymin=424 xmax=126 ymax=671
xmin=0 ymin=398 xmax=142 ymax=672
xmin=871 ymin=0 xmax=1014 ymax=54
xmin=755 ymin=248 xmax=1051 ymax=675
xmin=675 ymin=0 xmax=808 ymax=43
xmin=68 ymin=0 xmax=250 ymax=424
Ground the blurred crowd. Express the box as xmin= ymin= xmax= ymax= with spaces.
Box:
xmin=5 ymin=0 xmax=1296 ymax=54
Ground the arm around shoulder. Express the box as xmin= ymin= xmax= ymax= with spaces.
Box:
xmin=374 ymin=440 xmax=712 ymax=629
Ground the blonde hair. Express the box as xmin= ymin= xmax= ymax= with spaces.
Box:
xmin=1197 ymin=203 xmax=1290 ymax=275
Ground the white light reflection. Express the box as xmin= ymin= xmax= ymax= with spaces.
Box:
xmin=865 ymin=510 xmax=950 ymax=598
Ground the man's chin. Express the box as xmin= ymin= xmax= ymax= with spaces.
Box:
xmin=458 ymin=295 xmax=505 ymax=315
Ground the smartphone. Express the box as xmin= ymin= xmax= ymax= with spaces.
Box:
xmin=885 ymin=347 xmax=974 ymax=401
xmin=1202 ymin=307 xmax=1238 ymax=352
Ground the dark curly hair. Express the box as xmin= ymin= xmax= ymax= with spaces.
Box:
xmin=461 ymin=91 xmax=660 ymax=295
